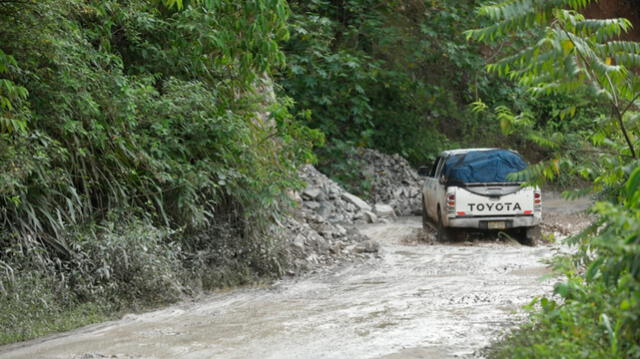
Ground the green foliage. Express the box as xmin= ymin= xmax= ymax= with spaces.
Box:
xmin=491 ymin=168 xmax=640 ymax=358
xmin=466 ymin=0 xmax=640 ymax=158
xmin=68 ymin=221 xmax=185 ymax=306
xmin=0 ymin=281 xmax=107 ymax=346
xmin=149 ymin=0 xmax=290 ymax=84
xmin=468 ymin=2 xmax=640 ymax=356
xmin=279 ymin=0 xmax=494 ymax=168
xmin=471 ymin=91 xmax=605 ymax=188
xmin=0 ymin=0 xmax=319 ymax=342
xmin=0 ymin=219 xmax=179 ymax=344
xmin=314 ymin=140 xmax=373 ymax=197
xmin=467 ymin=0 xmax=640 ymax=192
xmin=0 ymin=0 xmax=312 ymax=243
xmin=0 ymin=49 xmax=29 ymax=134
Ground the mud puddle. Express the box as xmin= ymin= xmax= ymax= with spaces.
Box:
xmin=0 ymin=194 xmax=591 ymax=359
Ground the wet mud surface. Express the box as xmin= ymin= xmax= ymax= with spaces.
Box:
xmin=0 ymin=194 xmax=592 ymax=359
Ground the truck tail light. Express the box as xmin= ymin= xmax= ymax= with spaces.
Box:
xmin=447 ymin=193 xmax=455 ymax=213
xmin=534 ymin=191 xmax=542 ymax=212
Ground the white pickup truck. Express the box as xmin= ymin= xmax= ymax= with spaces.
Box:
xmin=419 ymin=148 xmax=542 ymax=244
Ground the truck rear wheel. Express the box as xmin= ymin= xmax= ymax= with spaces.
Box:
xmin=436 ymin=208 xmax=455 ymax=242
xmin=513 ymin=226 xmax=541 ymax=246
xmin=422 ymin=194 xmax=429 ymax=231
xmin=524 ymin=226 xmax=541 ymax=246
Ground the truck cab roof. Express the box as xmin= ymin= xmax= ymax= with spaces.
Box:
xmin=439 ymin=148 xmax=502 ymax=157
xmin=437 ymin=148 xmax=527 ymax=185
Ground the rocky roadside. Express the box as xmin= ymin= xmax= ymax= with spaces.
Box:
xmin=277 ymin=149 xmax=426 ymax=275
xmin=350 ymin=148 xmax=423 ymax=216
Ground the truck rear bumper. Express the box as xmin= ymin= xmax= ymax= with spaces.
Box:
xmin=447 ymin=215 xmax=541 ymax=229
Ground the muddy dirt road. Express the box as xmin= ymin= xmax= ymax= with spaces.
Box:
xmin=1 ymin=195 xmax=591 ymax=359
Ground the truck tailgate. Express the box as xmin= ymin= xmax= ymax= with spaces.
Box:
xmin=454 ymin=186 xmax=534 ymax=216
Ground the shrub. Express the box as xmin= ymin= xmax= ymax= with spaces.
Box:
xmin=0 ymin=0 xmax=319 ymax=343
xmin=489 ymin=169 xmax=640 ymax=358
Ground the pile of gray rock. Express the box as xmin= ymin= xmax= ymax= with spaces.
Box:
xmin=351 ymin=148 xmax=423 ymax=216
xmin=280 ymin=210 xmax=379 ymax=273
xmin=280 ymin=165 xmax=396 ymax=273
xmin=281 ymin=149 xmax=424 ymax=273
xmin=297 ymin=165 xmax=397 ymax=224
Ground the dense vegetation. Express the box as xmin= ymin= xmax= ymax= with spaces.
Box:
xmin=279 ymin=0 xmax=512 ymax=192
xmin=2 ymin=0 xmax=640 ymax=354
xmin=0 ymin=0 xmax=320 ymax=344
xmin=466 ymin=0 xmax=640 ymax=357
xmin=277 ymin=0 xmax=606 ymax=194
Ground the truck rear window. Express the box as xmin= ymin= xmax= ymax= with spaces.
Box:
xmin=443 ymin=149 xmax=527 ymax=184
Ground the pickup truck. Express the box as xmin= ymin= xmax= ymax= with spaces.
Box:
xmin=419 ymin=148 xmax=542 ymax=244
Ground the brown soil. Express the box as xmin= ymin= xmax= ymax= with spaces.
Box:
xmin=583 ymin=0 xmax=640 ymax=41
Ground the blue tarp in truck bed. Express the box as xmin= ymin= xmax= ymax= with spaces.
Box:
xmin=443 ymin=149 xmax=527 ymax=184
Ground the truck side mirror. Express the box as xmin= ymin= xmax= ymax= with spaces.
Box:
xmin=418 ymin=166 xmax=429 ymax=177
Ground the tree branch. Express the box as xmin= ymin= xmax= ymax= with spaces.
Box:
xmin=620 ymin=91 xmax=640 ymax=117
xmin=562 ymin=27 xmax=636 ymax=159
xmin=614 ymin=105 xmax=637 ymax=159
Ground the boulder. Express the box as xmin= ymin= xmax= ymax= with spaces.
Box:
xmin=279 ymin=164 xmax=386 ymax=274
xmin=364 ymin=211 xmax=378 ymax=223
xmin=302 ymin=187 xmax=322 ymax=200
xmin=304 ymin=201 xmax=321 ymax=210
xmin=317 ymin=201 xmax=334 ymax=218
xmin=341 ymin=192 xmax=372 ymax=212
xmin=289 ymin=234 xmax=306 ymax=257
xmin=286 ymin=190 xmax=302 ymax=203
xmin=298 ymin=165 xmax=377 ymax=223
xmin=334 ymin=224 xmax=347 ymax=237
xmin=353 ymin=240 xmax=380 ymax=253
xmin=374 ymin=203 xmax=396 ymax=217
